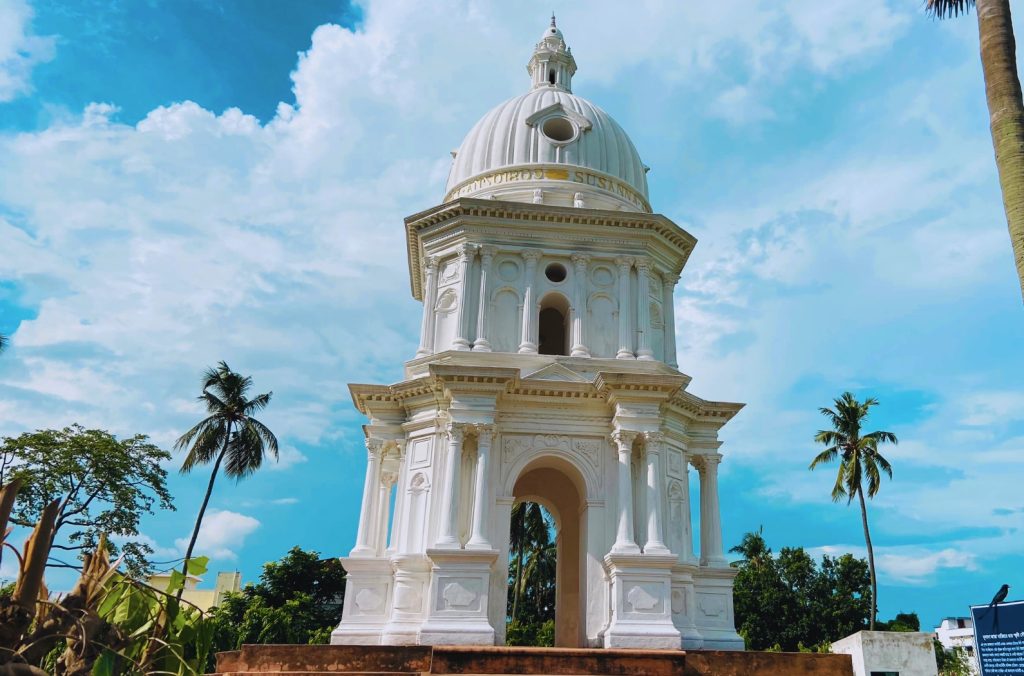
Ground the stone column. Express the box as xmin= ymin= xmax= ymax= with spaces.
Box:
xmin=416 ymin=257 xmax=440 ymax=358
xmin=662 ymin=273 xmax=679 ymax=368
xmin=351 ymin=438 xmax=384 ymax=556
xmin=452 ymin=244 xmax=476 ymax=351
xmin=643 ymin=432 xmax=670 ymax=555
xmin=636 ymin=258 xmax=654 ymax=360
xmin=375 ymin=468 xmax=398 ymax=555
xmin=697 ymin=454 xmax=726 ymax=566
xmin=387 ymin=441 xmax=406 ymax=554
xmin=615 ymin=257 xmax=634 ymax=359
xmin=570 ymin=253 xmax=590 ymax=357
xmin=678 ymin=450 xmax=695 ymax=563
xmin=435 ymin=423 xmax=466 ymax=548
xmin=472 ymin=246 xmax=494 ymax=352
xmin=611 ymin=430 xmax=640 ymax=553
xmin=518 ymin=249 xmax=541 ymax=354
xmin=467 ymin=424 xmax=494 ymax=549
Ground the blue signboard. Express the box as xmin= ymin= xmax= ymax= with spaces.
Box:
xmin=972 ymin=599 xmax=1024 ymax=675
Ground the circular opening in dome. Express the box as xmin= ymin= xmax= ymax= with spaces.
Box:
xmin=542 ymin=116 xmax=575 ymax=143
xmin=545 ymin=262 xmax=567 ymax=283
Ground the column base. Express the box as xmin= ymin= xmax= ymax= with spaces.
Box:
xmin=419 ymin=548 xmax=499 ymax=646
xmin=692 ymin=563 xmax=744 ymax=651
xmin=615 ymin=350 xmax=636 ymax=360
xmin=471 ymin=340 xmax=492 ymax=352
xmin=380 ymin=555 xmax=432 ymax=646
xmin=636 ymin=350 xmax=655 ymax=361
xmin=452 ymin=339 xmax=471 ymax=351
xmin=518 ymin=343 xmax=538 ymax=354
xmin=331 ymin=557 xmax=393 ymax=645
xmin=602 ymin=552 xmax=681 ymax=650
xmin=570 ymin=346 xmax=590 ymax=357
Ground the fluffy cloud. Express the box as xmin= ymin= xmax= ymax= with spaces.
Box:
xmin=0 ymin=0 xmax=54 ymax=102
xmin=173 ymin=510 xmax=260 ymax=561
xmin=810 ymin=544 xmax=978 ymax=585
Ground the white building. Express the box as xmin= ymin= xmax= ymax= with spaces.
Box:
xmin=332 ymin=17 xmax=744 ymax=651
xmin=832 ymin=631 xmax=939 ymax=676
xmin=934 ymin=617 xmax=979 ymax=674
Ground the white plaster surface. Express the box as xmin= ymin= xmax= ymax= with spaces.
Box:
xmin=832 ymin=631 xmax=938 ymax=676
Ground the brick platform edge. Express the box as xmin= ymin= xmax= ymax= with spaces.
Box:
xmin=212 ymin=644 xmax=854 ymax=676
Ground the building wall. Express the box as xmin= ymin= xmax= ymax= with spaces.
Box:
xmin=832 ymin=631 xmax=938 ymax=676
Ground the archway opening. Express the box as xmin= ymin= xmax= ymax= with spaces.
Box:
xmin=538 ymin=293 xmax=570 ymax=356
xmin=507 ymin=460 xmax=585 ymax=648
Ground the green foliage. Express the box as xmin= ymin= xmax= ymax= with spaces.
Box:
xmin=730 ymin=529 xmax=871 ymax=651
xmin=93 ymin=555 xmax=215 ymax=675
xmin=207 ymin=546 xmax=346 ymax=654
xmin=0 ymin=425 xmax=174 ymax=576
xmin=934 ymin=639 xmax=975 ymax=676
xmin=506 ymin=502 xmax=556 ymax=645
xmin=879 ymin=611 xmax=920 ymax=632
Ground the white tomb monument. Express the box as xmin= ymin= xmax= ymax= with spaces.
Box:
xmin=332 ymin=17 xmax=744 ymax=651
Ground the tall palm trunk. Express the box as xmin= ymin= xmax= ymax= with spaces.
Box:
xmin=977 ymin=0 xmax=1024 ymax=300
xmin=856 ymin=484 xmax=877 ymax=630
xmin=177 ymin=427 xmax=231 ymax=600
xmin=512 ymin=541 xmax=525 ymax=622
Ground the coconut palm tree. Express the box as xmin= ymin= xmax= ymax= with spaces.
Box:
xmin=927 ymin=0 xmax=1024 ymax=300
xmin=509 ymin=501 xmax=550 ymax=622
xmin=809 ymin=392 xmax=897 ymax=630
xmin=174 ymin=361 xmax=277 ymax=599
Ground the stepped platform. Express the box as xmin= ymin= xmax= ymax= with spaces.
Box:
xmin=212 ymin=644 xmax=854 ymax=676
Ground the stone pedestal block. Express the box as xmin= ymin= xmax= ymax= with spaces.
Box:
xmin=418 ymin=548 xmax=500 ymax=645
xmin=602 ymin=553 xmax=682 ymax=649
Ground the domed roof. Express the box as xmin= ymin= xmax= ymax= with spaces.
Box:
xmin=443 ymin=18 xmax=651 ymax=213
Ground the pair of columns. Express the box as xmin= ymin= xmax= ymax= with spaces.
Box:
xmin=435 ymin=422 xmax=494 ymax=550
xmin=614 ymin=258 xmax=680 ymax=366
xmin=610 ymin=430 xmax=724 ymax=564
xmin=352 ymin=438 xmax=402 ymax=557
xmin=516 ymin=250 xmax=590 ymax=356
xmin=416 ymin=245 xmax=498 ymax=357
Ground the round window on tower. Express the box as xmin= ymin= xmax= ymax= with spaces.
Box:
xmin=541 ymin=116 xmax=576 ymax=143
xmin=545 ymin=262 xmax=567 ymax=283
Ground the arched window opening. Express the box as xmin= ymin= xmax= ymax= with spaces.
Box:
xmin=548 ymin=69 xmax=557 ymax=85
xmin=538 ymin=293 xmax=570 ymax=356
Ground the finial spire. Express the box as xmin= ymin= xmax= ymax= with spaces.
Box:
xmin=528 ymin=13 xmax=576 ymax=92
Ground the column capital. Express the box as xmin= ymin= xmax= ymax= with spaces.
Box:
xmin=365 ymin=438 xmax=385 ymax=458
xmin=457 ymin=243 xmax=478 ymax=260
xmin=614 ymin=255 xmax=634 ymax=271
xmin=444 ymin=422 xmax=467 ymax=443
xmin=425 ymin=255 xmax=440 ymax=270
xmin=521 ymin=248 xmax=542 ymax=264
xmin=381 ymin=469 xmax=399 ymax=488
xmin=662 ymin=271 xmax=680 ymax=286
xmin=635 ymin=257 xmax=651 ymax=273
xmin=479 ymin=245 xmax=497 ymax=260
xmin=610 ymin=429 xmax=637 ymax=451
xmin=474 ymin=423 xmax=496 ymax=440
xmin=692 ymin=453 xmax=722 ymax=471
xmin=642 ymin=431 xmax=665 ymax=451
xmin=571 ymin=252 xmax=590 ymax=267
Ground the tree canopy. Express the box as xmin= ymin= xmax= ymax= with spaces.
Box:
xmin=730 ymin=529 xmax=871 ymax=651
xmin=208 ymin=546 xmax=346 ymax=650
xmin=0 ymin=425 xmax=173 ymax=576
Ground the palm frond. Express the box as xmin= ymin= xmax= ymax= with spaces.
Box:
xmin=180 ymin=422 xmax=227 ymax=473
xmin=246 ymin=417 xmax=279 ymax=458
xmin=224 ymin=424 xmax=267 ymax=479
xmin=809 ymin=446 xmax=839 ymax=469
xmin=243 ymin=391 xmax=273 ymax=415
xmin=174 ymin=415 xmax=220 ymax=450
xmin=927 ymin=0 xmax=975 ymax=19
xmin=864 ymin=430 xmax=898 ymax=445
xmin=830 ymin=467 xmax=848 ymax=503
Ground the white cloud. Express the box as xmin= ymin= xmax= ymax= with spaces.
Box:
xmin=269 ymin=445 xmax=308 ymax=471
xmin=0 ymin=0 xmax=55 ymax=102
xmin=270 ymin=497 xmax=299 ymax=505
xmin=174 ymin=510 xmax=260 ymax=561
xmin=809 ymin=544 xmax=978 ymax=585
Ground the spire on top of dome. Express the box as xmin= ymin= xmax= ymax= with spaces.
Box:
xmin=528 ymin=13 xmax=576 ymax=92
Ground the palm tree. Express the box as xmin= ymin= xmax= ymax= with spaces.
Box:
xmin=174 ymin=361 xmax=278 ymax=598
xmin=927 ymin=0 xmax=1024 ymax=301
xmin=809 ymin=392 xmax=897 ymax=630
xmin=509 ymin=501 xmax=550 ymax=623
xmin=0 ymin=333 xmax=7 ymax=354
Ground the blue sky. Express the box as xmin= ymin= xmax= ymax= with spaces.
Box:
xmin=1 ymin=0 xmax=1022 ymax=632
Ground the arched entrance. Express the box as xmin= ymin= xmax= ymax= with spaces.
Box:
xmin=509 ymin=457 xmax=585 ymax=647
xmin=538 ymin=293 xmax=570 ymax=356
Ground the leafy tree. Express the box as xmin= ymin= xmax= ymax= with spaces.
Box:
xmin=208 ymin=546 xmax=346 ymax=653
xmin=175 ymin=361 xmax=278 ymax=599
xmin=0 ymin=425 xmax=173 ymax=576
xmin=926 ymin=0 xmax=1024 ymax=301
xmin=934 ymin=639 xmax=975 ymax=676
xmin=879 ymin=611 xmax=921 ymax=632
xmin=506 ymin=501 xmax=556 ymax=646
xmin=810 ymin=392 xmax=897 ymax=629
xmin=730 ymin=530 xmax=871 ymax=651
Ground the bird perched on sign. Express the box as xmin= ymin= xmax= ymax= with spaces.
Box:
xmin=990 ymin=584 xmax=1010 ymax=607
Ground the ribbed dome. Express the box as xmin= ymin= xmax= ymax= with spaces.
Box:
xmin=443 ymin=19 xmax=651 ymax=213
